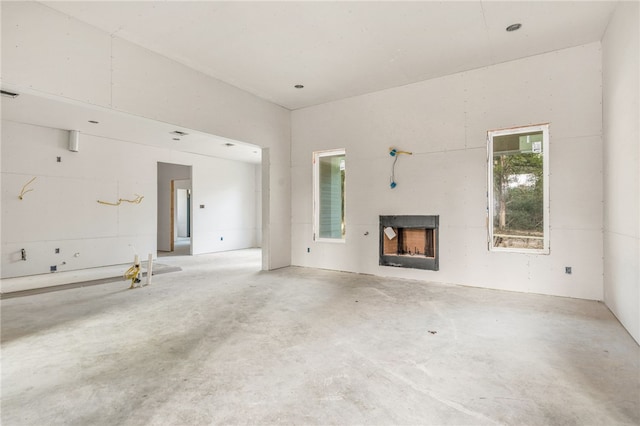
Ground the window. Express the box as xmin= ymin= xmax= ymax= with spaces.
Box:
xmin=313 ymin=149 xmax=346 ymax=241
xmin=488 ymin=124 xmax=549 ymax=253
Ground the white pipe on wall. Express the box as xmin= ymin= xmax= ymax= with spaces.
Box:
xmin=69 ymin=130 xmax=80 ymax=152
xmin=146 ymin=253 xmax=153 ymax=286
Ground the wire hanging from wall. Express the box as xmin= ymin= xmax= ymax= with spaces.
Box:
xmin=18 ymin=177 xmax=37 ymax=200
xmin=97 ymin=194 xmax=144 ymax=206
xmin=389 ymin=147 xmax=412 ymax=189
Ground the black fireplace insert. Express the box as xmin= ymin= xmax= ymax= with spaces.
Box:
xmin=379 ymin=215 xmax=439 ymax=271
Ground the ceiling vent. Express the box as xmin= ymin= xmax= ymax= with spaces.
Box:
xmin=1 ymin=90 xmax=20 ymax=98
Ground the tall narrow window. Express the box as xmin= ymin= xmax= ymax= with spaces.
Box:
xmin=488 ymin=124 xmax=549 ymax=253
xmin=313 ymin=149 xmax=346 ymax=241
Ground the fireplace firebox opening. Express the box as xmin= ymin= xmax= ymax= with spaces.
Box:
xmin=379 ymin=215 xmax=439 ymax=271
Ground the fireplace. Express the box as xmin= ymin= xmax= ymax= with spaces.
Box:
xmin=379 ymin=215 xmax=439 ymax=270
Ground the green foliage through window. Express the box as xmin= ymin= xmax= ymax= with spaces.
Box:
xmin=489 ymin=127 xmax=548 ymax=252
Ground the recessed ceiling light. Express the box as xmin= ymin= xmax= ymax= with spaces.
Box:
xmin=88 ymin=120 xmax=99 ymax=124
xmin=294 ymin=84 xmax=304 ymax=89
xmin=506 ymin=23 xmax=522 ymax=32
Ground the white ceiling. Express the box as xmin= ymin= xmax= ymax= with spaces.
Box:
xmin=1 ymin=87 xmax=263 ymax=164
xmin=3 ymin=1 xmax=618 ymax=163
xmin=41 ymin=0 xmax=617 ymax=110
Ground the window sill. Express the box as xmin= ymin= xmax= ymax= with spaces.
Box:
xmin=490 ymin=247 xmax=549 ymax=255
xmin=314 ymin=238 xmax=346 ymax=244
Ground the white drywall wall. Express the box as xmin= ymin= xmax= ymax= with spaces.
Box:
xmin=255 ymin=164 xmax=263 ymax=248
xmin=1 ymin=121 xmax=155 ymax=279
xmin=1 ymin=2 xmax=112 ymax=106
xmin=1 ymin=121 xmax=259 ymax=280
xmin=602 ymin=1 xmax=640 ymax=344
xmin=1 ymin=1 xmax=291 ymax=270
xmin=291 ymin=43 xmax=604 ymax=300
xmin=191 ymin=159 xmax=258 ymax=254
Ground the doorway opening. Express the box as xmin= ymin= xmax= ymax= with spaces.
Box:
xmin=171 ymin=181 xmax=192 ymax=256
xmin=157 ymin=163 xmax=192 ymax=257
xmin=157 ymin=148 xmax=264 ymax=266
xmin=176 ymin=188 xmax=191 ymax=239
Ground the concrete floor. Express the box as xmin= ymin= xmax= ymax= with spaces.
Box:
xmin=158 ymin=237 xmax=191 ymax=258
xmin=1 ymin=249 xmax=638 ymax=425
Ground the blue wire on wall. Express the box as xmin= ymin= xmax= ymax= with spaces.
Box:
xmin=389 ymin=147 xmax=412 ymax=189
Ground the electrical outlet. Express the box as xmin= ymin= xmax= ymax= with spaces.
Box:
xmin=220 ymin=237 xmax=223 ymax=241
xmin=565 ymin=266 xmax=572 ymax=274
xmin=56 ymin=156 xmax=61 ymax=162
xmin=307 ymin=247 xmax=310 ymax=253
xmin=200 ymin=204 xmax=205 ymax=209
xmin=50 ymin=265 xmax=57 ymax=272
xmin=55 ymin=248 xmax=60 ymax=254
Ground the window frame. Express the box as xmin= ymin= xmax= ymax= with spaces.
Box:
xmin=313 ymin=148 xmax=346 ymax=243
xmin=487 ymin=124 xmax=550 ymax=254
